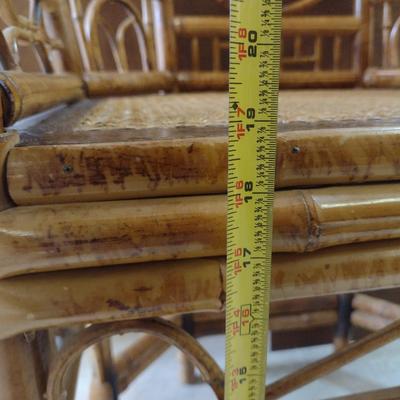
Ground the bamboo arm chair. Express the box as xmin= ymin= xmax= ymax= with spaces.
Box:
xmin=1 ymin=0 xmax=400 ymax=399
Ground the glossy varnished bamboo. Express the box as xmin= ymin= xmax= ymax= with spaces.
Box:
xmin=0 ymin=72 xmax=84 ymax=126
xmin=4 ymin=183 xmax=400 ymax=276
xmin=0 ymin=132 xmax=19 ymax=210
xmin=8 ymin=126 xmax=400 ymax=205
xmin=3 ymin=238 xmax=400 ymax=340
xmin=83 ymin=71 xmax=174 ymax=97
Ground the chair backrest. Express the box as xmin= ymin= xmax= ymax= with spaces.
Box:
xmin=66 ymin=0 xmax=156 ymax=72
xmin=151 ymin=0 xmax=370 ymax=89
xmin=367 ymin=0 xmax=400 ymax=69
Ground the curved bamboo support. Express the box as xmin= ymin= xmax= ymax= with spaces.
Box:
xmin=2 ymin=239 xmax=400 ymax=340
xmin=0 ymin=31 xmax=16 ymax=70
xmin=265 ymin=318 xmax=400 ymax=399
xmin=83 ymin=0 xmax=153 ymax=71
xmin=47 ymin=318 xmax=224 ymax=400
xmin=3 ymin=184 xmax=400 ymax=276
xmin=0 ymin=71 xmax=84 ymax=126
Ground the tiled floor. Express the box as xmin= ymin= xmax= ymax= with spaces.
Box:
xmin=75 ymin=334 xmax=400 ymax=399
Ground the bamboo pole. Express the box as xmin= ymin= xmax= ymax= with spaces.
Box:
xmin=8 ymin=125 xmax=400 ymax=204
xmin=2 ymin=239 xmax=400 ymax=340
xmin=0 ymin=333 xmax=49 ymax=400
xmin=265 ymin=318 xmax=400 ymax=399
xmin=3 ymin=183 xmax=400 ymax=276
xmin=328 ymin=386 xmax=400 ymax=400
xmin=353 ymin=294 xmax=400 ymax=320
xmin=0 ymin=71 xmax=84 ymax=126
xmin=351 ymin=310 xmax=393 ymax=331
xmin=0 ymin=132 xmax=19 ymax=210
xmin=115 ymin=334 xmax=170 ymax=392
xmin=83 ymin=71 xmax=174 ymax=97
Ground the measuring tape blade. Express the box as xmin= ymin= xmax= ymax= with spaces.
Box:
xmin=225 ymin=1 xmax=282 ymax=399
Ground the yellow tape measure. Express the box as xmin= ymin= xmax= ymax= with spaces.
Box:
xmin=225 ymin=1 xmax=282 ymax=399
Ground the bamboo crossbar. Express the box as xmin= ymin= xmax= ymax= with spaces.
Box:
xmin=0 ymin=72 xmax=84 ymax=126
xmin=2 ymin=238 xmax=400 ymax=340
xmin=265 ymin=318 xmax=400 ymax=399
xmin=7 ymin=126 xmax=400 ymax=205
xmin=283 ymin=16 xmax=362 ymax=35
xmin=351 ymin=310 xmax=393 ymax=331
xmin=353 ymin=294 xmax=400 ymax=320
xmin=3 ymin=183 xmax=400 ymax=277
xmin=172 ymin=16 xmax=360 ymax=37
xmin=174 ymin=16 xmax=229 ymax=37
xmin=83 ymin=71 xmax=175 ymax=97
xmin=329 ymin=386 xmax=400 ymax=400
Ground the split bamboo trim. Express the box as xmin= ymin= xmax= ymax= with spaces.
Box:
xmin=0 ymin=72 xmax=84 ymax=126
xmin=3 ymin=184 xmax=400 ymax=276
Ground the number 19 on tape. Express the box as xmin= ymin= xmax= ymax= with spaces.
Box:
xmin=225 ymin=1 xmax=282 ymax=400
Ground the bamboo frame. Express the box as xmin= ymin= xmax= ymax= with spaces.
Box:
xmin=329 ymin=386 xmax=400 ymax=400
xmin=8 ymin=126 xmax=400 ymax=205
xmin=0 ymin=334 xmax=48 ymax=400
xmin=0 ymin=132 xmax=19 ymax=211
xmin=3 ymin=238 xmax=400 ymax=340
xmin=155 ymin=0 xmax=368 ymax=89
xmin=266 ymin=318 xmax=400 ymax=399
xmin=0 ymin=0 xmax=69 ymax=73
xmin=4 ymin=183 xmax=400 ymax=277
xmin=47 ymin=318 xmax=225 ymax=400
xmin=0 ymin=71 xmax=84 ymax=126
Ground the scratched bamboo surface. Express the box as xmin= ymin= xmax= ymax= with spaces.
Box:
xmin=0 ymin=132 xmax=19 ymax=210
xmin=2 ymin=238 xmax=400 ymax=340
xmin=7 ymin=90 xmax=400 ymax=205
xmin=3 ymin=183 xmax=400 ymax=277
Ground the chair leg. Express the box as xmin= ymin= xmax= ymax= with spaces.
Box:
xmin=334 ymin=294 xmax=354 ymax=350
xmin=90 ymin=339 xmax=117 ymax=400
xmin=0 ymin=333 xmax=49 ymax=400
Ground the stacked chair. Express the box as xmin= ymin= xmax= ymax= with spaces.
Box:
xmin=0 ymin=0 xmax=400 ymax=399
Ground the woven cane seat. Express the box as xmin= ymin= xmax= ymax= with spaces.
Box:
xmin=13 ymin=89 xmax=400 ymax=146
